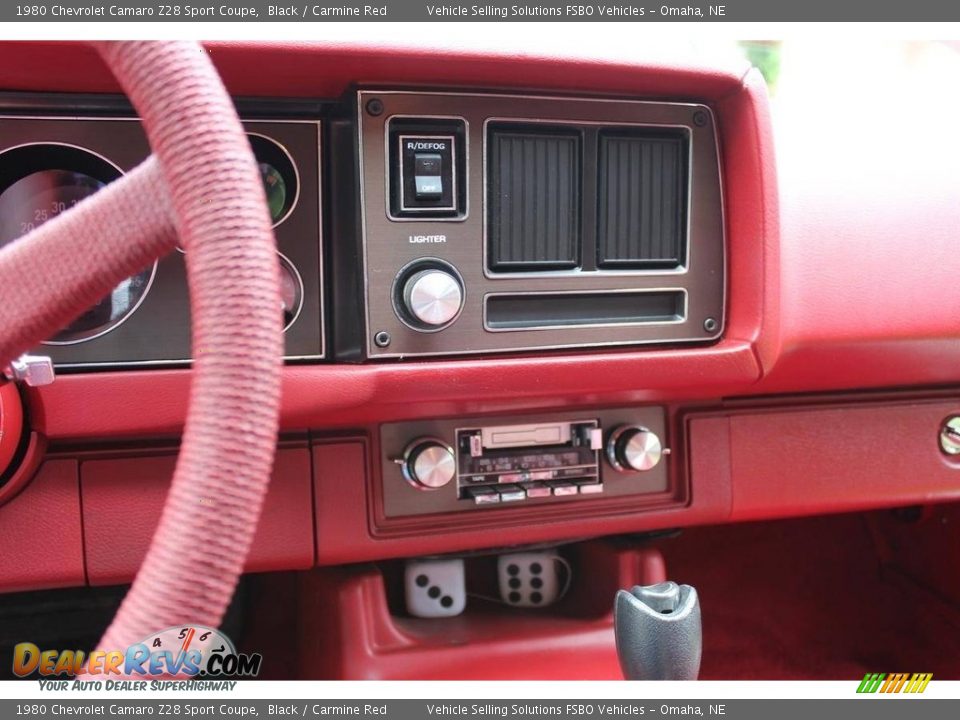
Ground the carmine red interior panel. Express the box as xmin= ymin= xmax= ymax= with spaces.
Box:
xmin=0 ymin=459 xmax=84 ymax=592
xmin=752 ymin=48 xmax=960 ymax=396
xmin=688 ymin=400 xmax=960 ymax=522
xmin=313 ymin=441 xmax=371 ymax=566
xmin=0 ymin=41 xmax=749 ymax=103
xmin=34 ymin=345 xmax=760 ymax=442
xmin=0 ymin=382 xmax=24 ymax=479
xmin=298 ymin=542 xmax=664 ymax=680
xmin=714 ymin=67 xmax=781 ymax=370
xmin=81 ymin=446 xmax=314 ymax=586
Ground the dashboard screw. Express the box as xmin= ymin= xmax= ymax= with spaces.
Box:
xmin=693 ymin=111 xmax=708 ymax=127
xmin=703 ymin=317 xmax=718 ymax=333
xmin=366 ymin=98 xmax=384 ymax=117
xmin=374 ymin=331 xmax=391 ymax=348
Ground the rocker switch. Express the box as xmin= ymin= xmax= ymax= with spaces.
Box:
xmin=413 ymin=153 xmax=443 ymax=200
xmin=414 ymin=153 xmax=443 ymax=198
xmin=414 ymin=153 xmax=443 ymax=177
xmin=397 ymin=135 xmax=457 ymax=213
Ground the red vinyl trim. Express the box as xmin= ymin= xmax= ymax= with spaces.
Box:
xmin=0 ymin=381 xmax=24 ymax=480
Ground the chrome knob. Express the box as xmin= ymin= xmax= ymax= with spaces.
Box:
xmin=607 ymin=426 xmax=663 ymax=472
xmin=403 ymin=269 xmax=463 ymax=328
xmin=403 ymin=440 xmax=456 ymax=489
xmin=940 ymin=416 xmax=960 ymax=456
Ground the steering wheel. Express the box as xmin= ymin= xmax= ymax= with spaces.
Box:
xmin=0 ymin=43 xmax=282 ymax=659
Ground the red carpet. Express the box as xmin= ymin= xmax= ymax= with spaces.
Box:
xmin=662 ymin=512 xmax=960 ymax=680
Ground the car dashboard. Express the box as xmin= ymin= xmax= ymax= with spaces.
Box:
xmin=0 ymin=39 xmax=959 ymax=680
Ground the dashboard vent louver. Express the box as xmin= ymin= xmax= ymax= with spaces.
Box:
xmin=487 ymin=126 xmax=580 ymax=272
xmin=597 ymin=132 xmax=687 ymax=269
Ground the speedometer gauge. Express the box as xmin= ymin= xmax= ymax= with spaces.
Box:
xmin=0 ymin=144 xmax=156 ymax=345
xmin=0 ymin=169 xmax=104 ymax=237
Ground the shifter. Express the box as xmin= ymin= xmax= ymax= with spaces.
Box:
xmin=613 ymin=581 xmax=702 ymax=680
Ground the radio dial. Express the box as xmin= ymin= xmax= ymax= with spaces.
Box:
xmin=403 ymin=439 xmax=456 ymax=489
xmin=607 ymin=426 xmax=663 ymax=472
xmin=402 ymin=268 xmax=463 ymax=328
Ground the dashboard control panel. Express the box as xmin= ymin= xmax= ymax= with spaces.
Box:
xmin=1 ymin=88 xmax=729 ymax=369
xmin=379 ymin=406 xmax=676 ymax=519
xmin=0 ymin=107 xmax=324 ymax=368
xmin=357 ymin=91 xmax=726 ymax=359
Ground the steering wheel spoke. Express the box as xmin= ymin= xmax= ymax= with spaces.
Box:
xmin=0 ymin=41 xmax=282 ymax=677
xmin=0 ymin=157 xmax=175 ymax=364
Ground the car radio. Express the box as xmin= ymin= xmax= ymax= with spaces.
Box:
xmin=378 ymin=407 xmax=678 ymax=520
xmin=455 ymin=420 xmax=603 ymax=504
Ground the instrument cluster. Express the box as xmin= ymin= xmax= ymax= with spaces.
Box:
xmin=0 ymin=104 xmax=323 ymax=368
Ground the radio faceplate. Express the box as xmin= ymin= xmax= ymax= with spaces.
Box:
xmin=379 ymin=407 xmax=674 ymax=519
xmin=357 ymin=90 xmax=725 ymax=359
xmin=456 ymin=420 xmax=603 ymax=503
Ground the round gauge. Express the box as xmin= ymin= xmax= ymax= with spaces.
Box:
xmin=0 ymin=144 xmax=156 ymax=345
xmin=278 ymin=253 xmax=303 ymax=331
xmin=248 ymin=133 xmax=298 ymax=226
xmin=259 ymin=162 xmax=288 ymax=224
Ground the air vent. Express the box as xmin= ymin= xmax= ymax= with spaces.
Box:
xmin=487 ymin=126 xmax=580 ymax=272
xmin=597 ymin=132 xmax=687 ymax=269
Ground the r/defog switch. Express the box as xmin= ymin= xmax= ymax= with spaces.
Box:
xmin=394 ymin=132 xmax=458 ymax=215
xmin=414 ymin=152 xmax=443 ymax=198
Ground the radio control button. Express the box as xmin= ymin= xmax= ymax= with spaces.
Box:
xmin=469 ymin=435 xmax=483 ymax=457
xmin=589 ymin=427 xmax=603 ymax=450
xmin=548 ymin=481 xmax=578 ymax=497
xmin=577 ymin=481 xmax=605 ymax=495
xmin=468 ymin=487 xmax=500 ymax=505
xmin=497 ymin=484 xmax=526 ymax=502
xmin=522 ymin=482 xmax=552 ymax=499
xmin=607 ymin=426 xmax=663 ymax=472
xmin=402 ymin=439 xmax=456 ymax=489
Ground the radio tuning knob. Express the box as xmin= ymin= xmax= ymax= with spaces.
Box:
xmin=401 ymin=439 xmax=456 ymax=489
xmin=402 ymin=268 xmax=463 ymax=328
xmin=607 ymin=426 xmax=663 ymax=472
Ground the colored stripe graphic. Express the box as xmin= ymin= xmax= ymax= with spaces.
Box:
xmin=857 ymin=673 xmax=886 ymax=693
xmin=906 ymin=673 xmax=933 ymax=693
xmin=857 ymin=672 xmax=932 ymax=693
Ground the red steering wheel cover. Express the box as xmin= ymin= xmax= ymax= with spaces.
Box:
xmin=0 ymin=381 xmax=23 ymax=482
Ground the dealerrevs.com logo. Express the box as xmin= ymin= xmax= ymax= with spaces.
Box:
xmin=13 ymin=625 xmax=262 ymax=685
xmin=857 ymin=673 xmax=933 ymax=694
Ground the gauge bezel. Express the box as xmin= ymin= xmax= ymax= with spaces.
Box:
xmin=0 ymin=141 xmax=158 ymax=346
xmin=277 ymin=251 xmax=305 ymax=332
xmin=247 ymin=132 xmax=301 ymax=229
